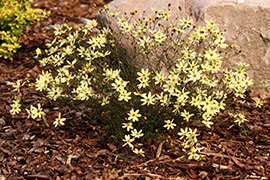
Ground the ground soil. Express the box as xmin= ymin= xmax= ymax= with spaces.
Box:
xmin=0 ymin=0 xmax=269 ymax=179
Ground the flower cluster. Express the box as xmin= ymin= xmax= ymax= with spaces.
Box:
xmin=10 ymin=19 xmax=113 ymax=127
xmin=10 ymin=97 xmax=21 ymax=115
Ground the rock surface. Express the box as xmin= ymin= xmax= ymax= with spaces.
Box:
xmin=96 ymin=0 xmax=270 ymax=92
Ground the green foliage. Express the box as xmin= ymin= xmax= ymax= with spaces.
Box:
xmin=10 ymin=6 xmax=256 ymax=159
xmin=0 ymin=0 xmax=50 ymax=60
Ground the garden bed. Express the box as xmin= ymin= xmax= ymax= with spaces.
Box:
xmin=0 ymin=0 xmax=269 ymax=179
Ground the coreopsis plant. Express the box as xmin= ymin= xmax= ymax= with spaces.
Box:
xmin=10 ymin=6 xmax=254 ymax=159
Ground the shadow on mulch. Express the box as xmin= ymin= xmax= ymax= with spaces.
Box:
xmin=0 ymin=0 xmax=269 ymax=179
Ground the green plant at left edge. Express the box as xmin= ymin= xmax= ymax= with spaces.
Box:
xmin=0 ymin=0 xmax=50 ymax=60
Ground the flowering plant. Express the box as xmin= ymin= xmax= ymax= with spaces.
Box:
xmin=0 ymin=0 xmax=49 ymax=60
xmin=10 ymin=5 xmax=254 ymax=159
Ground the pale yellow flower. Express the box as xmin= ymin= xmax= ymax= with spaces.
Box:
xmin=120 ymin=22 xmax=133 ymax=32
xmin=32 ymin=103 xmax=45 ymax=119
xmin=234 ymin=114 xmax=248 ymax=126
xmin=154 ymin=71 xmax=166 ymax=85
xmin=196 ymin=26 xmax=208 ymax=40
xmin=35 ymin=71 xmax=53 ymax=91
xmin=179 ymin=16 xmax=192 ymax=28
xmin=13 ymin=80 xmax=25 ymax=92
xmin=47 ymin=87 xmax=63 ymax=101
xmin=164 ymin=119 xmax=176 ymax=130
xmin=181 ymin=110 xmax=194 ymax=121
xmin=137 ymin=78 xmax=150 ymax=89
xmin=10 ymin=98 xmax=21 ymax=115
xmin=188 ymin=147 xmax=202 ymax=160
xmin=132 ymin=148 xmax=145 ymax=156
xmin=131 ymin=129 xmax=144 ymax=138
xmin=137 ymin=36 xmax=152 ymax=48
xmin=141 ymin=92 xmax=155 ymax=106
xmin=26 ymin=105 xmax=35 ymax=119
xmin=186 ymin=128 xmax=199 ymax=144
xmin=178 ymin=127 xmax=189 ymax=139
xmin=137 ymin=68 xmax=150 ymax=81
xmin=127 ymin=109 xmax=142 ymax=122
xmin=202 ymin=119 xmax=214 ymax=128
xmin=156 ymin=92 xmax=170 ymax=106
xmin=176 ymin=61 xmax=188 ymax=73
xmin=123 ymin=135 xmax=134 ymax=148
xmin=255 ymin=99 xmax=263 ymax=108
xmin=187 ymin=69 xmax=202 ymax=82
xmin=122 ymin=122 xmax=133 ymax=131
xmin=53 ymin=113 xmax=66 ymax=127
xmin=100 ymin=96 xmax=110 ymax=106
xmin=118 ymin=90 xmax=132 ymax=102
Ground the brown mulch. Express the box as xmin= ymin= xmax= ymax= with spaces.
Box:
xmin=0 ymin=0 xmax=269 ymax=179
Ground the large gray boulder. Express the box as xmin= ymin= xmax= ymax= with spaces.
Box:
xmin=96 ymin=0 xmax=270 ymax=92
